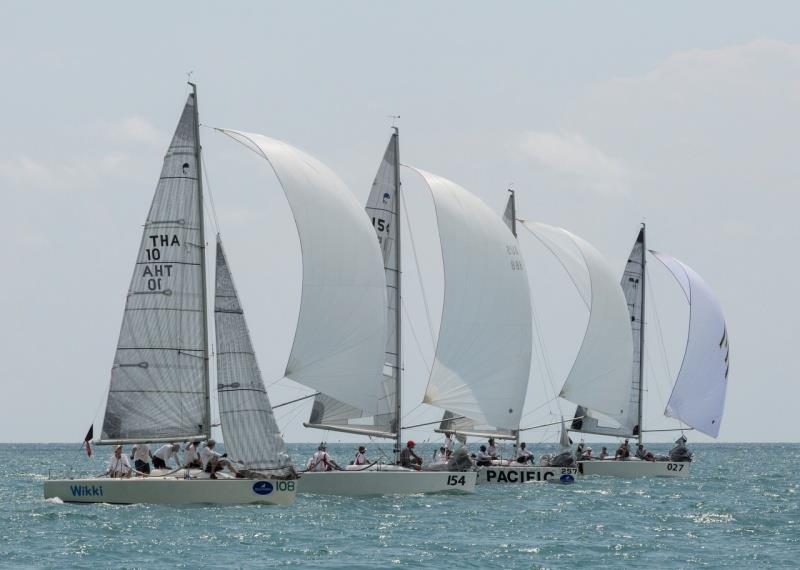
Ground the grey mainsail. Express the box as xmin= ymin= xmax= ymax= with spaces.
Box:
xmin=570 ymin=227 xmax=644 ymax=438
xmin=99 ymin=92 xmax=209 ymax=444
xmin=215 ymin=239 xmax=292 ymax=472
xmin=304 ymin=132 xmax=400 ymax=439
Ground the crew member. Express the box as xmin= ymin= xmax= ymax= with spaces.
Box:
xmin=307 ymin=443 xmax=340 ymax=472
xmin=475 ymin=445 xmax=492 ymax=467
xmin=153 ymin=443 xmax=181 ymax=469
xmin=515 ymin=442 xmax=533 ymax=464
xmin=131 ymin=443 xmax=153 ymax=474
xmin=353 ymin=445 xmax=368 ymax=466
xmin=107 ymin=445 xmax=132 ymax=478
xmin=399 ymin=440 xmax=422 ymax=470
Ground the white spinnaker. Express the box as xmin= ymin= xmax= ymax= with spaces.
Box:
xmin=305 ymin=133 xmax=399 ymax=435
xmin=651 ymin=252 xmax=729 ymax=438
xmin=521 ymin=222 xmax=634 ymax=429
xmin=219 ymin=130 xmax=387 ymax=414
xmin=412 ymin=168 xmax=532 ymax=430
xmin=100 ymin=94 xmax=207 ymax=443
xmin=215 ymin=239 xmax=292 ymax=472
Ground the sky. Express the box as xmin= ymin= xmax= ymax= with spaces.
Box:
xmin=2 ymin=2 xmax=798 ymax=445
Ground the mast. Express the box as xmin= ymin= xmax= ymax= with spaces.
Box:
xmin=637 ymin=223 xmax=646 ymax=445
xmin=393 ymin=127 xmax=403 ymax=462
xmin=510 ymin=188 xmax=520 ymax=454
xmin=189 ymin=81 xmax=212 ymax=439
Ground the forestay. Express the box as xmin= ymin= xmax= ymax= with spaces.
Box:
xmin=413 ymin=168 xmax=532 ymax=430
xmin=100 ymin=93 xmax=208 ymax=443
xmin=218 ymin=130 xmax=387 ymax=414
xmin=571 ymin=228 xmax=644 ymax=437
xmin=651 ymin=252 xmax=729 ymax=437
xmin=305 ymin=134 xmax=400 ymax=436
xmin=521 ymin=222 xmax=634 ymax=429
xmin=215 ymin=239 xmax=292 ymax=473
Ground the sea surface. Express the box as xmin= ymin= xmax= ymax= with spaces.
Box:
xmin=1 ymin=443 xmax=797 ymax=568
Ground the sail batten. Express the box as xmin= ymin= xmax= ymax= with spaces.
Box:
xmin=100 ymin=93 xmax=208 ymax=443
xmin=219 ymin=130 xmax=387 ymax=415
xmin=214 ymin=239 xmax=291 ymax=472
xmin=414 ymin=169 xmax=532 ymax=430
xmin=651 ymin=252 xmax=729 ymax=437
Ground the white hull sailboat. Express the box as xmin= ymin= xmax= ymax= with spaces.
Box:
xmin=281 ymin=130 xmax=482 ymax=495
xmin=45 ymin=85 xmax=314 ymax=505
xmin=572 ymin=226 xmax=729 ymax=478
xmin=299 ymin=468 xmax=475 ymax=496
xmin=44 ymin=476 xmax=296 ymax=505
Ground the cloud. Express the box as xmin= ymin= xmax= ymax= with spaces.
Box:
xmin=0 ymin=152 xmax=134 ymax=193
xmin=518 ymin=131 xmax=631 ymax=195
xmin=106 ymin=117 xmax=164 ymax=146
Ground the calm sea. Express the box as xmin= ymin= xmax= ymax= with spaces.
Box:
xmin=1 ymin=443 xmax=797 ymax=568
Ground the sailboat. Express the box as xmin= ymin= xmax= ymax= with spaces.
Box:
xmin=43 ymin=85 xmax=384 ymax=503
xmin=296 ymin=129 xmax=535 ymax=495
xmin=435 ymin=191 xmax=633 ymax=484
xmin=291 ymin=130 xmax=481 ymax=495
xmin=574 ymin=225 xmax=729 ymax=477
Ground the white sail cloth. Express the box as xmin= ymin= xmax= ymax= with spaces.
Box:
xmin=215 ymin=239 xmax=292 ymax=472
xmin=521 ymin=222 xmax=634 ymax=429
xmin=412 ymin=168 xmax=532 ymax=430
xmin=305 ymin=133 xmax=400 ymax=435
xmin=219 ymin=131 xmax=387 ymax=414
xmin=651 ymin=252 xmax=729 ymax=437
xmin=101 ymin=93 xmax=207 ymax=443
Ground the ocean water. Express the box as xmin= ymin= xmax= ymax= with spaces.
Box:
xmin=1 ymin=443 xmax=797 ymax=568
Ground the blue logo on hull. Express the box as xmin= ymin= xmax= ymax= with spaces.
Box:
xmin=560 ymin=474 xmax=575 ymax=484
xmin=252 ymin=481 xmax=274 ymax=495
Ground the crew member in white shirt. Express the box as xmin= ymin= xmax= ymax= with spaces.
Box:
xmin=183 ymin=441 xmax=202 ymax=468
xmin=443 ymin=432 xmax=454 ymax=458
xmin=486 ymin=438 xmax=499 ymax=460
xmin=131 ymin=443 xmax=153 ymax=474
xmin=200 ymin=439 xmax=240 ymax=478
xmin=307 ymin=443 xmax=340 ymax=472
xmin=353 ymin=446 xmax=368 ymax=466
xmin=433 ymin=446 xmax=448 ymax=464
xmin=107 ymin=445 xmax=132 ymax=478
xmin=475 ymin=445 xmax=492 ymax=467
xmin=153 ymin=443 xmax=181 ymax=470
xmin=515 ymin=442 xmax=533 ymax=464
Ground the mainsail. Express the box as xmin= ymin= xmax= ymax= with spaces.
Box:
xmin=305 ymin=133 xmax=400 ymax=438
xmin=218 ymin=130 xmax=387 ymax=415
xmin=414 ymin=170 xmax=533 ymax=430
xmin=651 ymin=252 xmax=729 ymax=437
xmin=521 ymin=222 xmax=634 ymax=429
xmin=215 ymin=239 xmax=292 ymax=472
xmin=571 ymin=227 xmax=645 ymax=438
xmin=100 ymin=92 xmax=209 ymax=444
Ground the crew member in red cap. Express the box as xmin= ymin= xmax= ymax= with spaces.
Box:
xmin=399 ymin=440 xmax=422 ymax=470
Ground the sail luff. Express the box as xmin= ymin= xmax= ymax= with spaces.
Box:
xmin=392 ymin=128 xmax=403 ymax=459
xmin=636 ymin=225 xmax=646 ymax=444
xmin=189 ymin=82 xmax=212 ymax=439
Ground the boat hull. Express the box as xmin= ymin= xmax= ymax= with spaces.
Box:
xmin=579 ymin=459 xmax=691 ymax=478
xmin=44 ymin=477 xmax=296 ymax=505
xmin=297 ymin=469 xmax=477 ymax=496
xmin=477 ymin=465 xmax=579 ymax=484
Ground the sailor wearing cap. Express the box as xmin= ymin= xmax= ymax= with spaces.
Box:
xmin=399 ymin=440 xmax=422 ymax=470
xmin=353 ymin=445 xmax=368 ymax=466
xmin=307 ymin=443 xmax=341 ymax=472
xmin=107 ymin=445 xmax=132 ymax=478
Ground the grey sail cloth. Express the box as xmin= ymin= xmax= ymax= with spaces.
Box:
xmin=215 ymin=239 xmax=293 ymax=473
xmin=100 ymin=94 xmax=207 ymax=443
xmin=306 ymin=133 xmax=399 ymax=437
xmin=436 ymin=192 xmax=519 ymax=442
xmin=570 ymin=228 xmax=643 ymax=438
